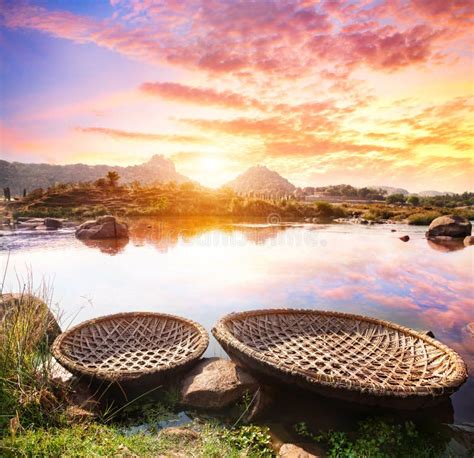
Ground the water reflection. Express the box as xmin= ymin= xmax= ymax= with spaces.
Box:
xmin=80 ymin=238 xmax=129 ymax=255
xmin=1 ymin=217 xmax=473 ymax=423
xmin=427 ymin=238 xmax=466 ymax=253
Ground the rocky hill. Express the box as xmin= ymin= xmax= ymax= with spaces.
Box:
xmin=375 ymin=186 xmax=409 ymax=196
xmin=225 ymin=165 xmax=296 ymax=195
xmin=0 ymin=155 xmax=189 ymax=195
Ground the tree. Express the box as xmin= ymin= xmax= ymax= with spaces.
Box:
xmin=386 ymin=193 xmax=406 ymax=204
xmin=95 ymin=178 xmax=107 ymax=188
xmin=407 ymin=195 xmax=420 ymax=206
xmin=106 ymin=171 xmax=120 ymax=187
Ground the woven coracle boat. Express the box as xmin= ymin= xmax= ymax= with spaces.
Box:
xmin=212 ymin=309 xmax=468 ymax=408
xmin=52 ymin=312 xmax=208 ymax=385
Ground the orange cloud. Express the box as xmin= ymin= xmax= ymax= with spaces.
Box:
xmin=140 ymin=82 xmax=264 ymax=110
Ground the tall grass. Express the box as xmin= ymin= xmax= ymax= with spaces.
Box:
xmin=0 ymin=274 xmax=65 ymax=434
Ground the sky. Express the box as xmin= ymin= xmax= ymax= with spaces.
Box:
xmin=0 ymin=0 xmax=473 ymax=191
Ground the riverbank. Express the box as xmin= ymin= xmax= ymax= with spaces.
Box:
xmin=2 ymin=291 xmax=469 ymax=457
xmin=5 ymin=183 xmax=474 ymax=225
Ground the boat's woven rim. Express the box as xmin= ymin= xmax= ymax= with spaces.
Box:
xmin=212 ymin=308 xmax=468 ymax=398
xmin=52 ymin=311 xmax=209 ymax=379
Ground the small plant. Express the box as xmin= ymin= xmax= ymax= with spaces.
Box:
xmin=294 ymin=418 xmax=446 ymax=458
xmin=221 ymin=424 xmax=274 ymax=457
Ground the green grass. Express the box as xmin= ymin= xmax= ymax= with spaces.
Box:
xmin=0 ymin=286 xmax=66 ymax=434
xmin=407 ymin=211 xmax=442 ymax=225
xmin=0 ymin=421 xmax=275 ymax=457
xmin=295 ymin=417 xmax=448 ymax=458
xmin=0 ymin=280 xmax=275 ymax=457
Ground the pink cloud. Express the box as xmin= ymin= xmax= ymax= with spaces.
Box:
xmin=140 ymin=82 xmax=264 ymax=110
xmin=1 ymin=0 xmax=467 ymax=79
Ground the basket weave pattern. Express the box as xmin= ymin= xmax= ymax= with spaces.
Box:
xmin=53 ymin=312 xmax=208 ymax=381
xmin=213 ymin=309 xmax=467 ymax=398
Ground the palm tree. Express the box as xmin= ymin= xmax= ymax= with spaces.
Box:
xmin=106 ymin=171 xmax=120 ymax=187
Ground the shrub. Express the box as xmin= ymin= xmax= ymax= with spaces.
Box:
xmin=314 ymin=202 xmax=346 ymax=218
xmin=408 ymin=211 xmax=441 ymax=225
xmin=295 ymin=418 xmax=446 ymax=458
xmin=386 ymin=193 xmax=406 ymax=204
xmin=407 ymin=195 xmax=420 ymax=206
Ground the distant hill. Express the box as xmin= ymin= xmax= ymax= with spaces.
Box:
xmin=375 ymin=186 xmax=409 ymax=196
xmin=225 ymin=165 xmax=296 ymax=195
xmin=0 ymin=155 xmax=189 ymax=195
xmin=417 ymin=190 xmax=449 ymax=197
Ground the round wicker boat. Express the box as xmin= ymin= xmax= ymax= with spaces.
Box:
xmin=212 ymin=309 xmax=468 ymax=408
xmin=52 ymin=312 xmax=208 ymax=385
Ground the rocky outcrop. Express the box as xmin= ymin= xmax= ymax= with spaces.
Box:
xmin=426 ymin=215 xmax=471 ymax=239
xmin=180 ymin=357 xmax=258 ymax=410
xmin=0 ymin=293 xmax=61 ymax=345
xmin=75 ymin=215 xmax=129 ymax=240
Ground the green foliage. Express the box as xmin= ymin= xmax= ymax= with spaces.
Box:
xmin=314 ymin=184 xmax=386 ymax=200
xmin=94 ymin=178 xmax=107 ymax=188
xmin=419 ymin=192 xmax=474 ymax=208
xmin=386 ymin=193 xmax=407 ymax=204
xmin=1 ymin=420 xmax=276 ymax=457
xmin=408 ymin=211 xmax=442 ymax=225
xmin=407 ymin=195 xmax=420 ymax=206
xmin=0 ymin=288 xmax=65 ymax=434
xmin=0 ymin=423 xmax=163 ymax=457
xmin=362 ymin=207 xmax=397 ymax=221
xmin=313 ymin=201 xmax=347 ymax=218
xmin=220 ymin=425 xmax=274 ymax=457
xmin=295 ymin=418 xmax=446 ymax=458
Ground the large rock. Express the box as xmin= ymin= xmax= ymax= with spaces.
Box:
xmin=44 ymin=217 xmax=62 ymax=229
xmin=0 ymin=293 xmax=61 ymax=345
xmin=180 ymin=357 xmax=258 ymax=410
xmin=426 ymin=215 xmax=471 ymax=239
xmin=75 ymin=215 xmax=129 ymax=240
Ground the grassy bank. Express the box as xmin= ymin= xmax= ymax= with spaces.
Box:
xmin=342 ymin=203 xmax=474 ymax=225
xmin=1 ymin=285 xmax=468 ymax=456
xmin=0 ymin=284 xmax=276 ymax=457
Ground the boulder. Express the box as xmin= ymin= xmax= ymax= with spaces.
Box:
xmin=464 ymin=236 xmax=474 ymax=246
xmin=75 ymin=216 xmax=129 ymax=240
xmin=278 ymin=443 xmax=324 ymax=458
xmin=44 ymin=217 xmax=62 ymax=229
xmin=0 ymin=293 xmax=61 ymax=345
xmin=399 ymin=235 xmax=410 ymax=242
xmin=426 ymin=215 xmax=471 ymax=239
xmin=180 ymin=357 xmax=258 ymax=410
